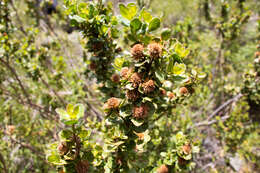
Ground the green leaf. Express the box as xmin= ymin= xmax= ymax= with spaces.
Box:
xmin=119 ymin=3 xmax=137 ymax=20
xmin=131 ymin=119 xmax=144 ymax=127
xmin=140 ymin=9 xmax=153 ymax=23
xmin=148 ymin=18 xmax=160 ymax=32
xmin=74 ymin=104 xmax=85 ymax=119
xmin=127 ymin=3 xmax=138 ymax=19
xmin=130 ymin=18 xmax=142 ymax=33
xmin=66 ymin=104 xmax=74 ymax=115
xmin=119 ymin=4 xmax=129 ymax=20
xmin=46 ymin=153 xmax=66 ymax=165
xmin=161 ymin=28 xmax=171 ymax=40
xmin=155 ymin=70 xmax=165 ymax=82
xmin=113 ymin=57 xmax=125 ymax=71
xmin=174 ymin=43 xmax=190 ymax=58
xmin=172 ymin=63 xmax=186 ymax=75
xmin=69 ymin=15 xmax=86 ymax=23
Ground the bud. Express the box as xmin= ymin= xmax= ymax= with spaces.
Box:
xmin=126 ymin=90 xmax=140 ymax=101
xmin=254 ymin=51 xmax=260 ymax=58
xmin=57 ymin=142 xmax=68 ymax=155
xmin=179 ymin=87 xmax=188 ymax=95
xmin=142 ymin=80 xmax=156 ymax=93
xmin=104 ymin=97 xmax=120 ymax=110
xmin=132 ymin=104 xmax=148 ymax=119
xmin=130 ymin=72 xmax=142 ymax=88
xmin=148 ymin=42 xmax=162 ymax=58
xmin=131 ymin=44 xmax=144 ymax=60
xmin=167 ymin=92 xmax=175 ymax=99
xmin=157 ymin=164 xmax=168 ymax=173
xmin=111 ymin=73 xmax=120 ymax=83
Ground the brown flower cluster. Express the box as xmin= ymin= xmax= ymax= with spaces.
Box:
xmin=120 ymin=67 xmax=132 ymax=79
xmin=179 ymin=87 xmax=188 ymax=95
xmin=142 ymin=79 xmax=156 ymax=93
xmin=131 ymin=44 xmax=144 ymax=60
xmin=157 ymin=164 xmax=169 ymax=173
xmin=148 ymin=42 xmax=162 ymax=58
xmin=104 ymin=97 xmax=120 ymax=110
xmin=111 ymin=73 xmax=120 ymax=83
xmin=126 ymin=90 xmax=140 ymax=101
xmin=132 ymin=104 xmax=148 ymax=119
xmin=130 ymin=72 xmax=142 ymax=88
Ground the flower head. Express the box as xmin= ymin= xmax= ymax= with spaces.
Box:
xmin=131 ymin=44 xmax=144 ymax=60
xmin=6 ymin=125 xmax=15 ymax=135
xmin=130 ymin=72 xmax=142 ymax=88
xmin=157 ymin=164 xmax=168 ymax=173
xmin=111 ymin=73 xmax=120 ymax=83
xmin=126 ymin=90 xmax=140 ymax=101
xmin=182 ymin=144 xmax=192 ymax=155
xmin=179 ymin=87 xmax=188 ymax=95
xmin=120 ymin=67 xmax=132 ymax=79
xmin=148 ymin=42 xmax=162 ymax=58
xmin=160 ymin=88 xmax=167 ymax=96
xmin=142 ymin=80 xmax=156 ymax=93
xmin=57 ymin=142 xmax=68 ymax=155
xmin=104 ymin=97 xmax=120 ymax=110
xmin=133 ymin=104 xmax=149 ymax=119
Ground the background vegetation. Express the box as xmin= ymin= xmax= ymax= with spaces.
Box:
xmin=0 ymin=0 xmax=259 ymax=172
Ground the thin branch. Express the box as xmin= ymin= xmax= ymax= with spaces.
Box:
xmin=191 ymin=93 xmax=243 ymax=128
xmin=206 ymin=93 xmax=243 ymax=121
xmin=0 ymin=58 xmax=32 ymax=105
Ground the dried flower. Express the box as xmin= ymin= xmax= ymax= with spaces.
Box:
xmin=133 ymin=104 xmax=148 ymax=119
xmin=179 ymin=87 xmax=188 ymax=95
xmin=6 ymin=125 xmax=15 ymax=135
xmin=167 ymin=92 xmax=175 ymax=99
xmin=157 ymin=164 xmax=169 ymax=173
xmin=254 ymin=51 xmax=260 ymax=58
xmin=142 ymin=80 xmax=156 ymax=93
xmin=130 ymin=72 xmax=142 ymax=88
xmin=111 ymin=73 xmax=120 ymax=83
xmin=182 ymin=144 xmax=192 ymax=155
xmin=131 ymin=44 xmax=144 ymax=60
xmin=120 ymin=67 xmax=132 ymax=79
xmin=160 ymin=88 xmax=167 ymax=96
xmin=57 ymin=142 xmax=68 ymax=155
xmin=126 ymin=90 xmax=140 ymax=101
xmin=148 ymin=42 xmax=162 ymax=58
xmin=104 ymin=97 xmax=120 ymax=110
xmin=75 ymin=160 xmax=89 ymax=173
